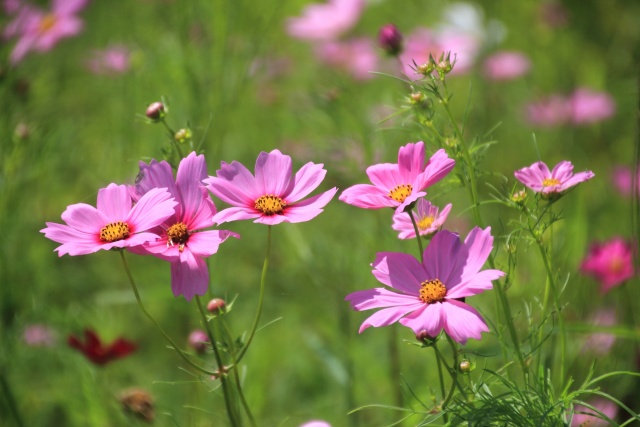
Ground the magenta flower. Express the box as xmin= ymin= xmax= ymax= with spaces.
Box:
xmin=482 ymin=51 xmax=531 ymax=81
xmin=514 ymin=161 xmax=594 ymax=196
xmin=392 ymin=199 xmax=452 ymax=239
xmin=339 ymin=142 xmax=455 ymax=213
xmin=569 ymin=87 xmax=616 ymax=125
xmin=204 ymin=149 xmax=338 ymax=225
xmin=41 ymin=184 xmax=176 ymax=256
xmin=86 ymin=45 xmax=131 ymax=75
xmin=571 ymin=398 xmax=618 ymax=427
xmin=580 ymin=238 xmax=634 ymax=293
xmin=314 ymin=37 xmax=378 ymax=80
xmin=6 ymin=0 xmax=89 ymax=65
xmin=131 ymin=152 xmax=239 ymax=300
xmin=346 ymin=227 xmax=504 ymax=344
xmin=286 ymin=0 xmax=364 ymax=41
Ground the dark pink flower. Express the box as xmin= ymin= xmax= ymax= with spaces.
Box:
xmin=392 ymin=199 xmax=452 ymax=239
xmin=581 ymin=238 xmax=634 ymax=293
xmin=86 ymin=45 xmax=131 ymax=75
xmin=346 ymin=227 xmax=504 ymax=344
xmin=204 ymin=149 xmax=338 ymax=225
xmin=514 ymin=160 xmax=594 ymax=195
xmin=483 ymin=51 xmax=531 ymax=81
xmin=378 ymin=23 xmax=403 ymax=56
xmin=68 ymin=329 xmax=136 ymax=366
xmin=131 ymin=152 xmax=239 ymax=301
xmin=41 ymin=184 xmax=177 ymax=256
xmin=314 ymin=38 xmax=378 ymax=80
xmin=339 ymin=142 xmax=455 ymax=213
xmin=571 ymin=398 xmax=618 ymax=427
xmin=524 ymin=95 xmax=572 ymax=127
xmin=286 ymin=0 xmax=364 ymax=41
xmin=569 ymin=88 xmax=616 ymax=125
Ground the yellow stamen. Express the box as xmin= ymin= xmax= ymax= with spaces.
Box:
xmin=417 ymin=216 xmax=435 ymax=231
xmin=388 ymin=184 xmax=413 ymax=203
xmin=100 ymin=221 xmax=130 ymax=242
xmin=38 ymin=14 xmax=57 ymax=34
xmin=167 ymin=222 xmax=190 ymax=252
xmin=255 ymin=195 xmax=287 ymax=215
xmin=419 ymin=279 xmax=447 ymax=304
xmin=542 ymin=178 xmax=561 ymax=187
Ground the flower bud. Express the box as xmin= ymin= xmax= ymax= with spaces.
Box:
xmin=119 ymin=388 xmax=154 ymax=423
xmin=436 ymin=52 xmax=453 ymax=76
xmin=207 ymin=298 xmax=226 ymax=313
xmin=409 ymin=92 xmax=425 ymax=105
xmin=188 ymin=329 xmax=209 ymax=354
xmin=378 ymin=24 xmax=403 ymax=56
xmin=145 ymin=102 xmax=165 ymax=121
xmin=416 ymin=61 xmax=435 ymax=76
xmin=174 ymin=128 xmax=192 ymax=143
xmin=459 ymin=359 xmax=472 ymax=373
xmin=511 ymin=190 xmax=527 ymax=205
xmin=416 ymin=330 xmax=438 ymax=345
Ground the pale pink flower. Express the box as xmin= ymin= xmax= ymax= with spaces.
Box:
xmin=569 ymin=88 xmax=616 ymax=125
xmin=7 ymin=0 xmax=89 ymax=64
xmin=204 ymin=150 xmax=338 ymax=226
xmin=581 ymin=238 xmax=634 ymax=293
xmin=188 ymin=329 xmax=209 ymax=354
xmin=571 ymin=398 xmax=618 ymax=427
xmin=346 ymin=227 xmax=504 ymax=344
xmin=41 ymin=184 xmax=177 ymax=256
xmin=23 ymin=324 xmax=56 ymax=347
xmin=314 ymin=38 xmax=378 ymax=80
xmin=299 ymin=422 xmax=331 ymax=427
xmin=582 ymin=309 xmax=616 ymax=355
xmin=86 ymin=45 xmax=131 ymax=75
xmin=524 ymin=95 xmax=572 ymax=127
xmin=483 ymin=51 xmax=531 ymax=81
xmin=612 ymin=165 xmax=639 ymax=197
xmin=514 ymin=160 xmax=594 ymax=196
xmin=339 ymin=142 xmax=455 ymax=213
xmin=286 ymin=0 xmax=364 ymax=41
xmin=392 ymin=199 xmax=452 ymax=239
xmin=131 ymin=152 xmax=239 ymax=301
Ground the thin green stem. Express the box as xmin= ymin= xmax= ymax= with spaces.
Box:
xmin=160 ymin=118 xmax=184 ymax=159
xmin=0 ymin=371 xmax=25 ymax=427
xmin=408 ymin=210 xmax=424 ymax=262
xmin=432 ymin=344 xmax=447 ymax=405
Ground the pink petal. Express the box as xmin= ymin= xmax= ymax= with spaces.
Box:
xmin=559 ymin=170 xmax=594 ymax=191
xmin=285 ymin=162 xmax=327 ymax=202
xmin=253 ymin=214 xmax=289 ymax=225
xmin=254 ymin=150 xmax=292 ymax=196
xmin=397 ymin=141 xmax=425 ymax=183
xmin=176 ymin=152 xmax=208 ymax=220
xmin=447 ymin=270 xmax=502 ymax=298
xmin=422 ymin=230 xmax=466 ymax=287
xmin=414 ymin=149 xmax=456 ymax=190
xmin=212 ymin=207 xmax=261 ymax=225
xmin=170 ymin=256 xmax=209 ymax=301
xmin=345 ymin=287 xmax=422 ymax=310
xmin=550 ymin=160 xmax=575 ymax=182
xmin=96 ymin=184 xmax=132 ymax=221
xmin=53 ymin=0 xmax=88 ymax=15
xmin=205 ymin=161 xmax=258 ymax=205
xmin=371 ymin=252 xmax=424 ymax=295
xmin=185 ymin=190 xmax=217 ymax=230
xmin=459 ymin=227 xmax=494 ymax=279
xmin=60 ymin=203 xmax=107 ymax=232
xmin=186 ymin=230 xmax=239 ymax=257
xmin=441 ymin=299 xmax=489 ymax=344
xmin=339 ymin=184 xmax=396 ymax=209
xmin=366 ymin=163 xmax=401 ymax=191
xmin=280 ymin=187 xmax=337 ymax=223
xmin=133 ymin=159 xmax=176 ymax=202
xmin=357 ymin=305 xmax=419 ymax=333
xmin=41 ymin=222 xmax=99 ymax=256
xmin=399 ymin=303 xmax=444 ymax=336
xmin=126 ymin=187 xmax=177 ymax=232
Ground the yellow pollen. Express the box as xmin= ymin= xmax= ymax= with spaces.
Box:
xmin=99 ymin=221 xmax=130 ymax=243
xmin=417 ymin=216 xmax=435 ymax=231
xmin=388 ymin=184 xmax=413 ymax=203
xmin=609 ymin=257 xmax=623 ymax=273
xmin=38 ymin=14 xmax=57 ymax=33
xmin=255 ymin=195 xmax=287 ymax=215
xmin=542 ymin=178 xmax=561 ymax=187
xmin=167 ymin=222 xmax=190 ymax=252
xmin=419 ymin=279 xmax=447 ymax=304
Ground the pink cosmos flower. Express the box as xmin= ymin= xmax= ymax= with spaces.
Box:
xmin=524 ymin=95 xmax=572 ymax=127
xmin=41 ymin=184 xmax=176 ymax=256
xmin=580 ymin=238 xmax=634 ymax=293
xmin=204 ymin=150 xmax=338 ymax=226
xmin=6 ymin=0 xmax=89 ymax=65
xmin=314 ymin=37 xmax=378 ymax=80
xmin=569 ymin=88 xmax=616 ymax=125
xmin=131 ymin=152 xmax=239 ymax=301
xmin=286 ymin=0 xmax=364 ymax=41
xmin=346 ymin=227 xmax=504 ymax=344
xmin=514 ymin=161 xmax=594 ymax=196
xmin=86 ymin=45 xmax=131 ymax=75
xmin=582 ymin=309 xmax=616 ymax=355
xmin=483 ymin=51 xmax=531 ymax=81
xmin=612 ymin=165 xmax=639 ymax=197
xmin=299 ymin=422 xmax=331 ymax=427
xmin=392 ymin=199 xmax=452 ymax=239
xmin=571 ymin=398 xmax=618 ymax=427
xmin=339 ymin=142 xmax=455 ymax=213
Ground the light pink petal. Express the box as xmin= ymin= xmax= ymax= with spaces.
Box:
xmin=559 ymin=170 xmax=595 ymax=191
xmin=207 ymin=160 xmax=260 ymax=203
xmin=53 ymin=0 xmax=88 ymax=15
xmin=212 ymin=207 xmax=261 ymax=225
xmin=133 ymin=159 xmax=176 ymax=202
xmin=176 ymin=152 xmax=208 ymax=221
xmin=357 ymin=305 xmax=421 ymax=333
xmin=96 ymin=184 xmax=132 ymax=221
xmin=422 ymin=230 xmax=466 ymax=287
xmin=399 ymin=303 xmax=444 ymax=336
xmin=397 ymin=141 xmax=425 ymax=183
xmin=366 ymin=163 xmax=401 ymax=191
xmin=254 ymin=150 xmax=292 ymax=196
xmin=122 ymin=232 xmax=163 ymax=249
xmin=459 ymin=227 xmax=494 ymax=279
xmin=280 ymin=187 xmax=338 ymax=223
xmin=414 ymin=149 xmax=456 ymax=190
xmin=371 ymin=252 xmax=424 ymax=295
xmin=514 ymin=161 xmax=551 ymax=191
xmin=346 ymin=287 xmax=422 ymax=310
xmin=447 ymin=270 xmax=503 ymax=298
xmin=550 ymin=161 xmax=575 ymax=182
xmin=186 ymin=191 xmax=217 ymax=230
xmin=285 ymin=162 xmax=327 ymax=202
xmin=170 ymin=256 xmax=209 ymax=301
xmin=60 ymin=203 xmax=107 ymax=232
xmin=10 ymin=32 xmax=37 ymax=64
xmin=339 ymin=184 xmax=396 ymax=209
xmin=126 ymin=187 xmax=177 ymax=232
xmin=41 ymin=222 xmax=100 ymax=256
xmin=441 ymin=299 xmax=489 ymax=344
xmin=253 ymin=214 xmax=290 ymax=225
xmin=186 ymin=230 xmax=239 ymax=258
xmin=205 ymin=175 xmax=254 ymax=207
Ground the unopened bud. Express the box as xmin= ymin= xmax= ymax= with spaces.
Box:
xmin=416 ymin=61 xmax=435 ymax=76
xmin=145 ymin=102 xmax=165 ymax=121
xmin=511 ymin=190 xmax=527 ymax=204
xmin=459 ymin=360 xmax=472 ymax=373
xmin=409 ymin=92 xmax=425 ymax=105
xmin=188 ymin=330 xmax=209 ymax=354
xmin=416 ymin=330 xmax=437 ymax=344
xmin=207 ymin=298 xmax=226 ymax=313
xmin=378 ymin=24 xmax=403 ymax=56
xmin=174 ymin=128 xmax=192 ymax=143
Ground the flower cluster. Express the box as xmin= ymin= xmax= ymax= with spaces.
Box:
xmin=525 ymin=88 xmax=616 ymax=127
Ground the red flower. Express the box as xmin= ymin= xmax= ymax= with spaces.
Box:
xmin=68 ymin=329 xmax=137 ymax=366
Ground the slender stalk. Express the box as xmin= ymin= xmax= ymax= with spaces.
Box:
xmin=432 ymin=344 xmax=447 ymax=405
xmin=160 ymin=118 xmax=184 ymax=159
xmin=408 ymin=210 xmax=424 ymax=262
xmin=0 ymin=371 xmax=25 ymax=427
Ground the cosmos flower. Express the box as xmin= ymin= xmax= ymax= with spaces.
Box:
xmin=68 ymin=329 xmax=136 ymax=366
xmin=86 ymin=45 xmax=131 ymax=75
xmin=286 ymin=0 xmax=364 ymax=41
xmin=571 ymin=398 xmax=618 ymax=427
xmin=339 ymin=142 xmax=455 ymax=213
xmin=612 ymin=165 xmax=639 ymax=198
xmin=41 ymin=183 xmax=177 ymax=256
xmin=580 ymin=238 xmax=634 ymax=293
xmin=131 ymin=152 xmax=239 ymax=301
xmin=299 ymin=422 xmax=331 ymax=427
xmin=524 ymin=95 xmax=572 ymax=127
xmin=582 ymin=309 xmax=616 ymax=355
xmin=392 ymin=198 xmax=452 ymax=239
xmin=346 ymin=227 xmax=504 ymax=344
xmin=514 ymin=160 xmax=594 ymax=196
xmin=204 ymin=149 xmax=338 ymax=225
xmin=314 ymin=37 xmax=378 ymax=80
xmin=482 ymin=50 xmax=531 ymax=81
xmin=569 ymin=88 xmax=616 ymax=125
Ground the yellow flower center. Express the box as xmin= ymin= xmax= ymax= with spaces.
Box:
xmin=388 ymin=184 xmax=413 ymax=203
xmin=167 ymin=222 xmax=190 ymax=252
xmin=417 ymin=216 xmax=435 ymax=231
xmin=38 ymin=14 xmax=57 ymax=34
xmin=419 ymin=279 xmax=447 ymax=304
xmin=100 ymin=221 xmax=130 ymax=243
xmin=255 ymin=195 xmax=287 ymax=215
xmin=609 ymin=257 xmax=623 ymax=273
xmin=542 ymin=178 xmax=561 ymax=187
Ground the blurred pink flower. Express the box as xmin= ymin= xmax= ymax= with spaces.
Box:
xmin=6 ymin=0 xmax=89 ymax=64
xmin=582 ymin=309 xmax=616 ymax=355
xmin=571 ymin=398 xmax=618 ymax=427
xmin=86 ymin=45 xmax=131 ymax=75
xmin=378 ymin=23 xmax=403 ymax=56
xmin=392 ymin=199 xmax=452 ymax=239
xmin=286 ymin=0 xmax=364 ymax=41
xmin=524 ymin=95 xmax=572 ymax=127
xmin=483 ymin=51 xmax=531 ymax=81
xmin=204 ymin=149 xmax=338 ymax=225
xmin=612 ymin=165 xmax=639 ymax=197
xmin=514 ymin=160 xmax=594 ymax=196
xmin=569 ymin=88 xmax=616 ymax=125
xmin=131 ymin=152 xmax=239 ymax=301
xmin=23 ymin=324 xmax=56 ymax=347
xmin=581 ymin=238 xmax=634 ymax=293
xmin=339 ymin=142 xmax=455 ymax=213
xmin=346 ymin=227 xmax=504 ymax=344
xmin=188 ymin=329 xmax=209 ymax=354
xmin=41 ymin=184 xmax=177 ymax=256
xmin=314 ymin=38 xmax=378 ymax=80
xmin=299 ymin=422 xmax=331 ymax=427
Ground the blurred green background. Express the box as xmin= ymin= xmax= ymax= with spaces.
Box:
xmin=2 ymin=0 xmax=640 ymax=425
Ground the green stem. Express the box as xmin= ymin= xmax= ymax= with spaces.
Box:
xmin=160 ymin=118 xmax=184 ymax=159
xmin=432 ymin=344 xmax=447 ymax=405
xmin=0 ymin=371 xmax=25 ymax=427
xmin=408 ymin=210 xmax=424 ymax=262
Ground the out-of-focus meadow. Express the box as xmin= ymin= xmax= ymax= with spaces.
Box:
xmin=2 ymin=0 xmax=640 ymax=426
